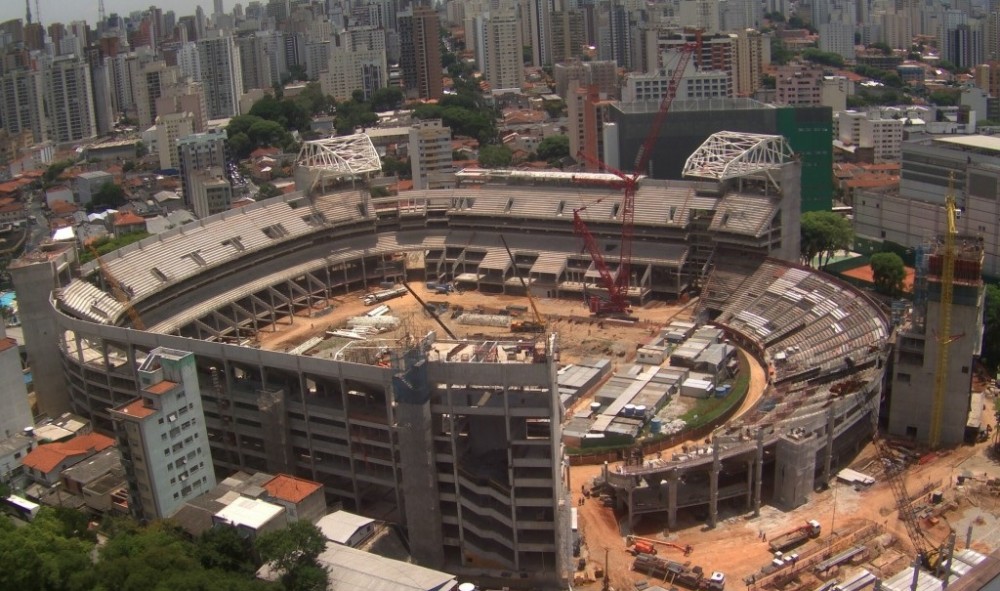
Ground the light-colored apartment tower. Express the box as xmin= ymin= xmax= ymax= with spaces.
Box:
xmin=322 ymin=48 xmax=387 ymax=101
xmin=134 ymin=60 xmax=180 ymax=130
xmin=0 ymin=67 xmax=46 ymax=143
xmin=189 ymin=167 xmax=234 ymax=218
xmin=409 ymin=119 xmax=454 ymax=190
xmin=155 ymin=112 xmax=196 ymax=171
xmin=0 ymin=324 xmax=33 ymax=439
xmin=774 ymin=61 xmax=824 ymax=106
xmin=198 ymin=32 xmax=244 ymax=119
xmin=735 ymin=29 xmax=768 ymax=97
xmin=480 ymin=10 xmax=524 ymax=91
xmin=44 ymin=55 xmax=97 ymax=145
xmin=112 ymin=348 xmax=217 ymax=521
xmin=177 ymin=128 xmax=229 ymax=208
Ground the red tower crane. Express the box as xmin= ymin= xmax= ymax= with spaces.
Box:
xmin=574 ymin=39 xmax=700 ymax=316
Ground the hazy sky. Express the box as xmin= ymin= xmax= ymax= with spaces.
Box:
xmin=0 ymin=0 xmax=215 ymax=27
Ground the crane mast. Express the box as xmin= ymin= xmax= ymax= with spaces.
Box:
xmin=928 ymin=175 xmax=958 ymax=449
xmin=573 ymin=39 xmax=699 ymax=316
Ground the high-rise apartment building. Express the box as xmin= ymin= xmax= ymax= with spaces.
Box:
xmin=409 ymin=120 xmax=454 ymax=190
xmin=0 ymin=67 xmax=46 ymax=143
xmin=237 ymin=35 xmax=273 ymax=92
xmin=156 ymin=80 xmax=209 ymax=133
xmin=774 ymin=62 xmax=824 ymax=106
xmin=111 ymin=348 xmax=216 ymax=521
xmin=177 ymin=42 xmax=202 ymax=82
xmin=156 ymin=111 xmax=196 ymax=171
xmin=44 ymin=56 xmax=97 ymax=145
xmin=0 ymin=323 xmax=33 ymax=440
xmin=735 ymin=28 xmax=768 ymax=98
xmin=322 ymin=48 xmax=387 ymax=101
xmin=551 ymin=10 xmax=585 ymax=64
xmin=479 ymin=10 xmax=524 ymax=91
xmin=568 ymin=81 xmax=613 ymax=171
xmin=134 ymin=60 xmax=180 ymax=129
xmin=177 ymin=128 xmax=229 ymax=207
xmin=527 ymin=0 xmax=553 ymax=67
xmin=819 ymin=22 xmax=856 ymax=60
xmin=398 ymin=4 xmax=442 ymax=100
xmin=189 ymin=167 xmax=234 ymax=218
xmin=198 ymin=32 xmax=244 ymax=119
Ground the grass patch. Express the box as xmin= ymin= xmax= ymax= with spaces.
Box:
xmin=676 ymin=353 xmax=750 ymax=430
xmin=79 ymin=232 xmax=151 ymax=264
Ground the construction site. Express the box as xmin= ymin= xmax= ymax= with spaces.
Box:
xmin=12 ymin=41 xmax=999 ymax=589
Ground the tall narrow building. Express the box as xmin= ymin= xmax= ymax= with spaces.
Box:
xmin=409 ymin=119 xmax=454 ymax=190
xmin=398 ymin=4 xmax=442 ymax=100
xmin=479 ymin=9 xmax=524 ymax=91
xmin=44 ymin=55 xmax=97 ymax=145
xmin=198 ymin=32 xmax=243 ymax=119
xmin=0 ymin=67 xmax=46 ymax=143
xmin=111 ymin=348 xmax=216 ymax=522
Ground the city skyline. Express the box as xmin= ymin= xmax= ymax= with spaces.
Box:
xmin=0 ymin=0 xmax=216 ymax=27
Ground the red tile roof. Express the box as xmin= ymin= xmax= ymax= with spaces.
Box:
xmin=264 ymin=474 xmax=323 ymax=504
xmin=145 ymin=380 xmax=177 ymax=395
xmin=114 ymin=211 xmax=146 ymax=226
xmin=21 ymin=433 xmax=115 ymax=474
xmin=114 ymin=398 xmax=156 ymax=420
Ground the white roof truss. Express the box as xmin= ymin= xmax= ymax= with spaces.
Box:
xmin=296 ymin=133 xmax=382 ymax=178
xmin=682 ymin=131 xmax=795 ymax=181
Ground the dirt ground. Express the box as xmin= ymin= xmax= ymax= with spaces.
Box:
xmin=570 ymin=395 xmax=1000 ymax=591
xmin=254 ymin=281 xmax=700 ymax=362
xmin=251 ymin=283 xmax=1000 ymax=591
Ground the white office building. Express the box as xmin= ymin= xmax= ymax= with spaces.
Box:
xmin=409 ymin=119 xmax=454 ymax=190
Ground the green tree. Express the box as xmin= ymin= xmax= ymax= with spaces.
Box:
xmin=255 ymin=522 xmax=328 ymax=591
xmin=543 ymin=99 xmax=566 ymax=119
xmin=982 ymin=283 xmax=1000 ymax=373
xmin=800 ymin=211 xmax=854 ymax=267
xmin=478 ymin=145 xmax=513 ymax=168
xmin=43 ymin=159 xmax=76 ymax=184
xmin=196 ymin=526 xmax=258 ymax=576
xmin=869 ymin=41 xmax=893 ymax=56
xmin=537 ymin=135 xmax=570 ymax=162
xmin=929 ymin=90 xmax=958 ymax=106
xmin=92 ymin=182 xmax=127 ymax=211
xmin=0 ymin=508 xmax=96 ymax=591
xmin=869 ymin=252 xmax=906 ymax=296
xmin=380 ymin=156 xmax=411 ymax=179
xmin=370 ymin=87 xmax=403 ymax=112
xmin=802 ymin=48 xmax=845 ymax=68
xmin=258 ymin=183 xmax=282 ymax=199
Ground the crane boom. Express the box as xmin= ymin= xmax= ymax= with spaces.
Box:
xmin=572 ymin=40 xmax=698 ymax=316
xmin=500 ymin=235 xmax=545 ymax=332
xmin=929 ymin=175 xmax=958 ymax=449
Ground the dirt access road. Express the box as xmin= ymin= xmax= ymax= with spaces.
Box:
xmin=571 ymin=395 xmax=1000 ymax=591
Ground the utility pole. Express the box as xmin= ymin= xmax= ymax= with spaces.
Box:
xmin=602 ymin=547 xmax=611 ymax=591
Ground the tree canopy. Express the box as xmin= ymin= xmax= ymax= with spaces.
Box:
xmin=537 ymin=135 xmax=570 ymax=162
xmin=801 ymin=48 xmax=845 ymax=68
xmin=982 ymin=283 xmax=1000 ymax=374
xmin=226 ymin=115 xmax=298 ymax=159
xmin=255 ymin=521 xmax=328 ymax=591
xmin=478 ymin=145 xmax=513 ymax=168
xmin=869 ymin=252 xmax=906 ymax=296
xmin=800 ymin=211 xmax=853 ymax=267
xmin=91 ymin=182 xmax=128 ymax=212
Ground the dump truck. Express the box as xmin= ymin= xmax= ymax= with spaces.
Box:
xmin=632 ymin=555 xmax=725 ymax=591
xmin=768 ymin=520 xmax=821 ymax=553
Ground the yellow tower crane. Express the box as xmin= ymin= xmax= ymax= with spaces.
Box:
xmin=88 ymin=245 xmax=145 ymax=330
xmin=928 ymin=174 xmax=958 ymax=449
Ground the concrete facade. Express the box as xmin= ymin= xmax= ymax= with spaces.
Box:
xmin=111 ymin=347 xmax=217 ymax=521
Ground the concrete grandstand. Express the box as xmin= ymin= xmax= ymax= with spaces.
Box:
xmin=11 ymin=132 xmax=890 ymax=589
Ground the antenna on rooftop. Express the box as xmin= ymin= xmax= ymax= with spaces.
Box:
xmin=25 ymin=0 xmax=32 ymax=24
xmin=99 ymin=0 xmax=107 ymax=24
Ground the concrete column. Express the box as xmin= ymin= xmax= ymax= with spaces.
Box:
xmin=667 ymin=470 xmax=679 ymax=530
xmin=746 ymin=460 xmax=754 ymax=509
xmin=627 ymin=486 xmax=634 ymax=535
xmin=709 ymin=441 xmax=720 ymax=528
xmin=824 ymin=406 xmax=835 ymax=485
xmin=754 ymin=429 xmax=764 ymax=517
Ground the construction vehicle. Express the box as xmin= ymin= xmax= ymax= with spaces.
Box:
xmin=627 ymin=535 xmax=693 ymax=556
xmin=768 ymin=520 xmax=821 ymax=553
xmin=573 ymin=39 xmax=699 ymax=317
xmin=88 ymin=244 xmax=145 ymax=330
xmin=632 ymin=555 xmax=725 ymax=591
xmin=630 ymin=539 xmax=658 ymax=556
xmin=500 ymin=235 xmax=546 ymax=333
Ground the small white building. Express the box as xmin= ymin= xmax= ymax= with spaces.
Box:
xmin=213 ymin=495 xmax=288 ymax=538
xmin=316 ymin=510 xmax=378 ymax=548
